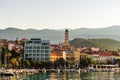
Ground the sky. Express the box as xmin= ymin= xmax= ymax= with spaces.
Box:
xmin=0 ymin=0 xmax=120 ymax=30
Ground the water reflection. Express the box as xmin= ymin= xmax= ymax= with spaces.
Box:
xmin=0 ymin=75 xmax=18 ymax=80
xmin=0 ymin=74 xmax=26 ymax=80
xmin=80 ymin=72 xmax=120 ymax=80
xmin=24 ymin=72 xmax=120 ymax=80
xmin=25 ymin=73 xmax=51 ymax=80
xmin=1 ymin=72 xmax=120 ymax=80
xmin=24 ymin=72 xmax=81 ymax=80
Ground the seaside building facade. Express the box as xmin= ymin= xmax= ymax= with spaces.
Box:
xmin=24 ymin=38 xmax=50 ymax=61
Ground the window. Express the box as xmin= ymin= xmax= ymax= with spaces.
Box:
xmin=33 ymin=54 xmax=36 ymax=57
xmin=26 ymin=41 xmax=29 ymax=44
xmin=34 ymin=41 xmax=41 ymax=44
xmin=45 ymin=54 xmax=48 ymax=56
xmin=41 ymin=58 xmax=44 ymax=60
xmin=33 ymin=58 xmax=36 ymax=60
xmin=37 ymin=58 xmax=39 ymax=60
xmin=29 ymin=50 xmax=32 ymax=53
xmin=47 ymin=43 xmax=50 ymax=45
xmin=33 ymin=50 xmax=36 ymax=53
xmin=41 ymin=46 xmax=44 ymax=49
xmin=45 ymin=50 xmax=49 ymax=53
xmin=25 ymin=50 xmax=28 ymax=53
xmin=42 ymin=43 xmax=46 ymax=45
xmin=37 ymin=54 xmax=40 ymax=56
xmin=29 ymin=46 xmax=32 ymax=49
xmin=41 ymin=50 xmax=44 ymax=53
xmin=41 ymin=54 xmax=44 ymax=56
xmin=33 ymin=46 xmax=36 ymax=49
xmin=37 ymin=46 xmax=40 ymax=49
xmin=45 ymin=54 xmax=49 ymax=57
xmin=45 ymin=58 xmax=49 ymax=60
xmin=25 ymin=46 xmax=28 ymax=49
xmin=37 ymin=50 xmax=40 ymax=53
xmin=29 ymin=54 xmax=32 ymax=56
xmin=25 ymin=54 xmax=28 ymax=57
xmin=45 ymin=46 xmax=49 ymax=49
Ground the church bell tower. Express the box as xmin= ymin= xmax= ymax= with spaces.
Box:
xmin=65 ymin=29 xmax=69 ymax=45
xmin=64 ymin=29 xmax=70 ymax=49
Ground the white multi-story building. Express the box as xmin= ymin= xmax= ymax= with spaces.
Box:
xmin=24 ymin=38 xmax=50 ymax=61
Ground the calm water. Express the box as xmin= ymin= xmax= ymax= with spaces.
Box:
xmin=1 ymin=72 xmax=120 ymax=80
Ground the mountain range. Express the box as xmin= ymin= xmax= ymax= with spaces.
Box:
xmin=0 ymin=25 xmax=120 ymax=43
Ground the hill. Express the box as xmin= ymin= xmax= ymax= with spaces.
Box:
xmin=0 ymin=25 xmax=120 ymax=43
xmin=70 ymin=38 xmax=120 ymax=51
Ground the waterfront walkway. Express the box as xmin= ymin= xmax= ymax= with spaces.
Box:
xmin=0 ymin=67 xmax=119 ymax=77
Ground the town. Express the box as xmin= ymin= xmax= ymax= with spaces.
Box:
xmin=1 ymin=0 xmax=120 ymax=79
xmin=0 ymin=29 xmax=120 ymax=74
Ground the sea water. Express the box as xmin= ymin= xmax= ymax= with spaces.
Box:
xmin=1 ymin=72 xmax=120 ymax=80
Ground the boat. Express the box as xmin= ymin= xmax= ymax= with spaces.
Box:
xmin=0 ymin=69 xmax=14 ymax=76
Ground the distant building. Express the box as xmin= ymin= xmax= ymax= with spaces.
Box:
xmin=91 ymin=47 xmax=100 ymax=52
xmin=8 ymin=42 xmax=15 ymax=51
xmin=24 ymin=38 xmax=50 ymax=61
xmin=51 ymin=44 xmax=61 ymax=53
xmin=61 ymin=29 xmax=70 ymax=51
xmin=0 ymin=39 xmax=8 ymax=47
xmin=19 ymin=38 xmax=28 ymax=44
xmin=50 ymin=52 xmax=62 ymax=62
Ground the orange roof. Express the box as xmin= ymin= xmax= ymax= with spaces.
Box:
xmin=51 ymin=52 xmax=62 ymax=56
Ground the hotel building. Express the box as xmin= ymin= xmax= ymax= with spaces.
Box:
xmin=24 ymin=38 xmax=50 ymax=61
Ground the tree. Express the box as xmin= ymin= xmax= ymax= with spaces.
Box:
xmin=35 ymin=60 xmax=41 ymax=68
xmin=1 ymin=46 xmax=7 ymax=67
xmin=6 ymin=52 xmax=12 ymax=68
xmin=80 ymin=58 xmax=93 ymax=68
xmin=15 ymin=37 xmax=19 ymax=43
xmin=115 ymin=59 xmax=120 ymax=66
xmin=10 ymin=50 xmax=19 ymax=58
xmin=54 ymin=58 xmax=65 ymax=69
xmin=107 ymin=59 xmax=112 ymax=64
xmin=10 ymin=58 xmax=19 ymax=68
xmin=23 ymin=60 xmax=30 ymax=68
xmin=16 ymin=57 xmax=22 ymax=69
xmin=44 ymin=61 xmax=52 ymax=69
